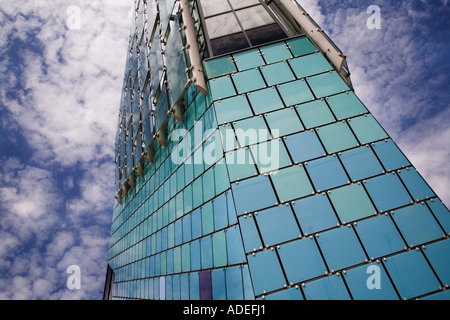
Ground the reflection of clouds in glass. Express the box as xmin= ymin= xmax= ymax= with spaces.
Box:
xmin=206 ymin=12 xmax=240 ymax=39
xmin=229 ymin=0 xmax=260 ymax=10
xmin=200 ymin=0 xmax=231 ymax=17
xmin=236 ymin=6 xmax=275 ymax=30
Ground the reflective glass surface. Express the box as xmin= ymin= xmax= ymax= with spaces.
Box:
xmin=265 ymin=107 xmax=303 ymax=138
xmin=284 ymin=130 xmax=325 ymax=164
xmin=271 ymin=165 xmax=314 ymax=203
xmin=289 ymin=53 xmax=332 ymax=78
xmin=247 ymin=249 xmax=286 ymax=295
xmin=339 ymin=146 xmax=384 ymax=181
xmin=296 ymin=99 xmax=335 ymax=129
xmin=307 ymin=71 xmax=349 ymax=98
xmin=248 ymin=87 xmax=284 ymax=115
xmin=316 ymin=121 xmax=359 ymax=154
xmin=261 ymin=62 xmax=295 ymax=86
xmin=348 ymin=114 xmax=388 ymax=144
xmin=231 ymin=175 xmax=277 ymax=215
xmin=214 ymin=95 xmax=253 ymax=125
xmin=305 ymin=155 xmax=349 ymax=191
xmin=277 ymin=80 xmax=314 ymax=106
xmin=232 ymin=68 xmax=266 ymax=94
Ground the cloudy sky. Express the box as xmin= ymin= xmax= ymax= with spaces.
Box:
xmin=0 ymin=0 xmax=448 ymax=300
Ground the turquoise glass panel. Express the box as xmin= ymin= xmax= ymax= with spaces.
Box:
xmin=204 ymin=55 xmax=237 ymax=78
xmin=219 ymin=124 xmax=238 ymax=152
xmin=372 ymin=139 xmax=410 ymax=171
xmin=287 ymin=36 xmax=317 ymax=57
xmin=190 ymin=272 xmax=200 ymax=300
xmin=234 ymin=116 xmax=270 ymax=147
xmin=192 ymin=176 xmax=203 ymax=209
xmin=226 ymin=225 xmax=246 ymax=264
xmin=423 ymin=239 xmax=450 ymax=285
xmin=232 ymin=68 xmax=266 ymax=94
xmin=265 ymin=107 xmax=304 ymax=138
xmin=344 ymin=262 xmax=398 ymax=300
xmin=354 ymin=214 xmax=405 ymax=258
xmin=250 ymin=139 xmax=291 ymax=174
xmin=317 ymin=226 xmax=366 ymax=271
xmin=262 ymin=287 xmax=303 ymax=300
xmin=214 ymin=95 xmax=253 ymax=125
xmin=181 ymin=243 xmax=190 ymax=272
xmin=393 ymin=203 xmax=443 ymax=246
xmin=247 ymin=249 xmax=286 ymax=295
xmin=292 ymin=193 xmax=339 ymax=234
xmin=255 ymin=205 xmax=301 ymax=246
xmin=284 ymin=130 xmax=325 ymax=163
xmin=305 ymin=155 xmax=349 ymax=191
xmin=247 ymin=87 xmax=284 ymax=114
xmin=212 ymin=231 xmax=228 ymax=267
xmin=213 ymin=193 xmax=228 ymax=231
xmin=203 ymin=167 xmax=215 ymax=202
xmin=278 ymin=237 xmax=327 ymax=283
xmin=326 ymin=92 xmax=368 ymax=120
xmin=328 ymin=183 xmax=376 ymax=223
xmin=201 ymin=201 xmax=214 ymax=235
xmin=191 ymin=208 xmax=202 ymax=239
xmin=271 ymin=165 xmax=314 ymax=203
xmin=277 ymin=80 xmax=314 ymax=106
xmin=348 ymin=114 xmax=388 ymax=144
xmin=209 ymin=75 xmax=236 ymax=100
xmin=190 ymin=240 xmax=201 ymax=271
xmin=384 ymin=249 xmax=440 ymax=299
xmin=398 ymin=168 xmax=435 ymax=201
xmin=233 ymin=48 xmax=265 ymax=71
xmin=422 ymin=290 xmax=450 ymax=300
xmin=340 ymin=146 xmax=384 ymax=181
xmin=226 ymin=266 xmax=244 ymax=300
xmin=231 ymin=175 xmax=277 ymax=215
xmin=212 ymin=269 xmax=227 ymax=300
xmin=260 ymin=61 xmax=295 ymax=86
xmin=260 ymin=41 xmax=292 ymax=63
xmin=239 ymin=215 xmax=262 ymax=252
xmin=364 ymin=173 xmax=412 ymax=212
xmin=307 ymin=71 xmax=349 ymax=98
xmin=427 ymin=199 xmax=450 ymax=234
xmin=182 ymin=215 xmax=191 ymax=243
xmin=200 ymin=236 xmax=213 ymax=269
xmin=226 ymin=191 xmax=238 ymax=225
xmin=289 ymin=53 xmax=332 ymax=78
xmin=296 ymin=99 xmax=335 ymax=129
xmin=181 ymin=274 xmax=189 ymax=300
xmin=214 ymin=162 xmax=230 ymax=196
xmin=242 ymin=265 xmax=255 ymax=300
xmin=303 ymin=274 xmax=350 ymax=300
xmin=316 ymin=121 xmax=359 ymax=154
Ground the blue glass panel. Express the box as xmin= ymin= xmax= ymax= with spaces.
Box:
xmin=232 ymin=68 xmax=266 ymax=94
xmin=214 ymin=95 xmax=253 ymax=125
xmin=326 ymin=92 xmax=368 ymax=120
xmin=212 ymin=231 xmax=228 ymax=267
xmin=250 ymin=139 xmax=292 ymax=174
xmin=242 ymin=265 xmax=255 ymax=300
xmin=191 ymin=208 xmax=202 ymax=239
xmin=344 ymin=263 xmax=398 ymax=300
xmin=190 ymin=240 xmax=201 ymax=271
xmin=292 ymin=193 xmax=339 ymax=234
xmin=190 ymin=272 xmax=200 ymax=300
xmin=204 ymin=55 xmax=237 ymax=78
xmin=364 ymin=173 xmax=412 ymax=212
xmin=226 ymin=266 xmax=244 ymax=300
xmin=155 ymin=85 xmax=169 ymax=134
xmin=265 ymin=107 xmax=303 ymax=138
xmin=234 ymin=116 xmax=270 ymax=147
xmin=423 ymin=239 xmax=450 ymax=286
xmin=393 ymin=203 xmax=443 ymax=246
xmin=317 ymin=226 xmax=366 ymax=271
xmin=277 ymin=80 xmax=314 ymax=106
xmin=307 ymin=71 xmax=349 ymax=98
xmin=181 ymin=273 xmax=190 ymax=300
xmin=247 ymin=249 xmax=286 ymax=295
xmin=255 ymin=205 xmax=301 ymax=246
xmin=372 ymin=139 xmax=410 ymax=171
xmin=296 ymin=99 xmax=335 ymax=129
xmin=427 ymin=199 xmax=450 ymax=234
xmin=182 ymin=214 xmax=192 ymax=243
xmin=149 ymin=29 xmax=163 ymax=96
xmin=398 ymin=168 xmax=435 ymax=201
xmin=212 ymin=269 xmax=227 ymax=300
xmin=225 ymin=148 xmax=257 ymax=182
xmin=159 ymin=0 xmax=174 ymax=35
xmin=289 ymin=53 xmax=332 ymax=78
xmin=284 ymin=130 xmax=325 ymax=164
xmin=227 ymin=191 xmax=238 ymax=225
xmin=209 ymin=76 xmax=236 ymax=100
xmin=173 ymin=275 xmax=181 ymax=300
xmin=340 ymin=146 xmax=384 ymax=181
xmin=287 ymin=36 xmax=317 ymax=57
xmin=239 ymin=215 xmax=262 ymax=252
xmin=271 ymin=165 xmax=314 ymax=203
xmin=247 ymin=87 xmax=284 ymax=115
xmin=421 ymin=290 xmax=450 ymax=300
xmin=354 ymin=214 xmax=405 ymax=258
xmin=233 ymin=48 xmax=265 ymax=71
xmin=260 ymin=41 xmax=292 ymax=63
xmin=278 ymin=237 xmax=327 ymax=283
xmin=261 ymin=61 xmax=295 ymax=86
xmin=231 ymin=175 xmax=277 ymax=215
xmin=384 ymin=250 xmax=440 ymax=299
xmin=328 ymin=183 xmax=376 ymax=223
xmin=305 ymin=155 xmax=349 ymax=191
xmin=316 ymin=121 xmax=359 ymax=154
xmin=201 ymin=236 xmax=213 ymax=269
xmin=213 ymin=193 xmax=228 ymax=230
xmin=263 ymin=287 xmax=303 ymax=300
xmin=226 ymin=225 xmax=246 ymax=264
xmin=199 ymin=270 xmax=213 ymax=300
xmin=303 ymin=274 xmax=350 ymax=300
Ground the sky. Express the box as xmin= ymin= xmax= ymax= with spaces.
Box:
xmin=0 ymin=0 xmax=448 ymax=300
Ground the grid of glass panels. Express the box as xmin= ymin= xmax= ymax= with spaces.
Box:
xmin=108 ymin=0 xmax=450 ymax=300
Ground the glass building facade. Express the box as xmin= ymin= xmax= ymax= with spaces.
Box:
xmin=105 ymin=0 xmax=450 ymax=300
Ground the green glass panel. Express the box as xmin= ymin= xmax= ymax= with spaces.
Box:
xmin=233 ymin=48 xmax=265 ymax=71
xmin=192 ymin=177 xmax=203 ymax=209
xmin=287 ymin=36 xmax=317 ymax=57
xmin=202 ymin=201 xmax=214 ymax=235
xmin=219 ymin=124 xmax=238 ymax=152
xmin=326 ymin=92 xmax=368 ymax=120
xmin=260 ymin=41 xmax=292 ymax=63
xmin=307 ymin=71 xmax=349 ymax=98
xmin=232 ymin=68 xmax=266 ymax=94
xmin=260 ymin=61 xmax=295 ymax=86
xmin=213 ymin=193 xmax=228 ymax=230
xmin=250 ymin=138 xmax=291 ymax=174
xmin=271 ymin=165 xmax=314 ymax=202
xmin=277 ymin=80 xmax=314 ymax=106
xmin=209 ymin=76 xmax=236 ymax=100
xmin=173 ymin=246 xmax=181 ymax=273
xmin=181 ymin=243 xmax=191 ymax=272
xmin=265 ymin=107 xmax=303 ymax=138
xmin=247 ymin=87 xmax=284 ymax=115
xmin=296 ymin=99 xmax=335 ymax=129
xmin=289 ymin=53 xmax=332 ymax=78
xmin=190 ymin=240 xmax=201 ymax=271
xmin=201 ymin=236 xmax=213 ymax=269
xmin=348 ymin=114 xmax=388 ymax=144
xmin=204 ymin=55 xmax=237 ymax=78
xmin=225 ymin=148 xmax=257 ymax=182
xmin=233 ymin=116 xmax=270 ymax=147
xmin=214 ymin=95 xmax=253 ymax=125
xmin=316 ymin=121 xmax=359 ymax=154
xmin=329 ymin=183 xmax=376 ymax=223
xmin=212 ymin=230 xmax=228 ymax=267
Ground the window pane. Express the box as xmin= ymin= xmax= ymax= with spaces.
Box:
xmin=260 ymin=62 xmax=295 ymax=86
xmin=233 ymin=48 xmax=265 ymax=71
xmin=239 ymin=215 xmax=262 ymax=252
xmin=278 ymin=237 xmax=327 ymax=283
xmin=384 ymin=250 xmax=440 ymax=299
xmin=205 ymin=12 xmax=240 ymax=39
xmin=209 ymin=75 xmax=236 ymax=100
xmin=284 ymin=130 xmax=325 ymax=164
xmin=190 ymin=240 xmax=201 ymax=271
xmin=190 ymin=272 xmax=200 ymax=300
xmin=225 ymin=266 xmax=244 ymax=300
xmin=246 ymin=23 xmax=287 ymax=47
xmin=210 ymin=32 xmax=249 ymax=56
xmin=201 ymin=236 xmax=213 ymax=269
xmin=305 ymin=155 xmax=349 ymax=191
xmin=212 ymin=269 xmax=227 ymax=300
xmin=392 ymin=203 xmax=443 ymax=247
xmin=348 ymin=114 xmax=388 ymax=144
xmin=316 ymin=226 xmax=366 ymax=271
xmin=191 ymin=208 xmax=202 ymax=239
xmin=213 ymin=193 xmax=228 ymax=231
xmin=250 ymin=139 xmax=292 ymax=174
xmin=235 ymin=5 xmax=275 ymax=31
xmin=199 ymin=270 xmax=213 ymax=300
xmin=317 ymin=121 xmax=359 ymax=154
xmin=229 ymin=0 xmax=260 ymax=9
xmin=296 ymin=99 xmax=335 ymax=129
xmin=265 ymin=107 xmax=304 ymax=138
xmin=226 ymin=225 xmax=246 ymax=264
xmin=234 ymin=116 xmax=270 ymax=147
xmin=372 ymin=139 xmax=410 ymax=171
xmin=277 ymin=80 xmax=314 ymax=106
xmin=289 ymin=53 xmax=332 ymax=78
xmin=201 ymin=201 xmax=214 ymax=235
xmin=204 ymin=55 xmax=237 ymax=78
xmin=354 ymin=214 xmax=405 ymax=258
xmin=255 ymin=205 xmax=301 ymax=246
xmin=339 ymin=146 xmax=384 ymax=181
xmin=398 ymin=168 xmax=435 ymax=201
xmin=303 ymin=274 xmax=350 ymax=300
xmin=214 ymin=95 xmax=253 ymax=125
xmin=325 ymin=92 xmax=368 ymax=120
xmin=287 ymin=36 xmax=317 ymax=57
xmin=212 ymin=230 xmax=228 ymax=267
xmin=247 ymin=249 xmax=286 ymax=295
xmin=423 ymin=239 xmax=450 ymax=286
xmin=259 ymin=40 xmax=292 ymax=63
xmin=200 ymin=0 xmax=231 ymax=17
xmin=307 ymin=71 xmax=349 ymax=98
xmin=271 ymin=165 xmax=314 ymax=203
xmin=364 ymin=173 xmax=412 ymax=212
xmin=226 ymin=148 xmax=257 ymax=182
xmin=232 ymin=68 xmax=266 ymax=94
xmin=248 ymin=87 xmax=284 ymax=115
xmin=292 ymin=193 xmax=339 ymax=235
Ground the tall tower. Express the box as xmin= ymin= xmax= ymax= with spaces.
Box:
xmin=104 ymin=0 xmax=450 ymax=300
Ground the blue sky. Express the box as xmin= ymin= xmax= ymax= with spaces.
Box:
xmin=0 ymin=0 xmax=448 ymax=300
